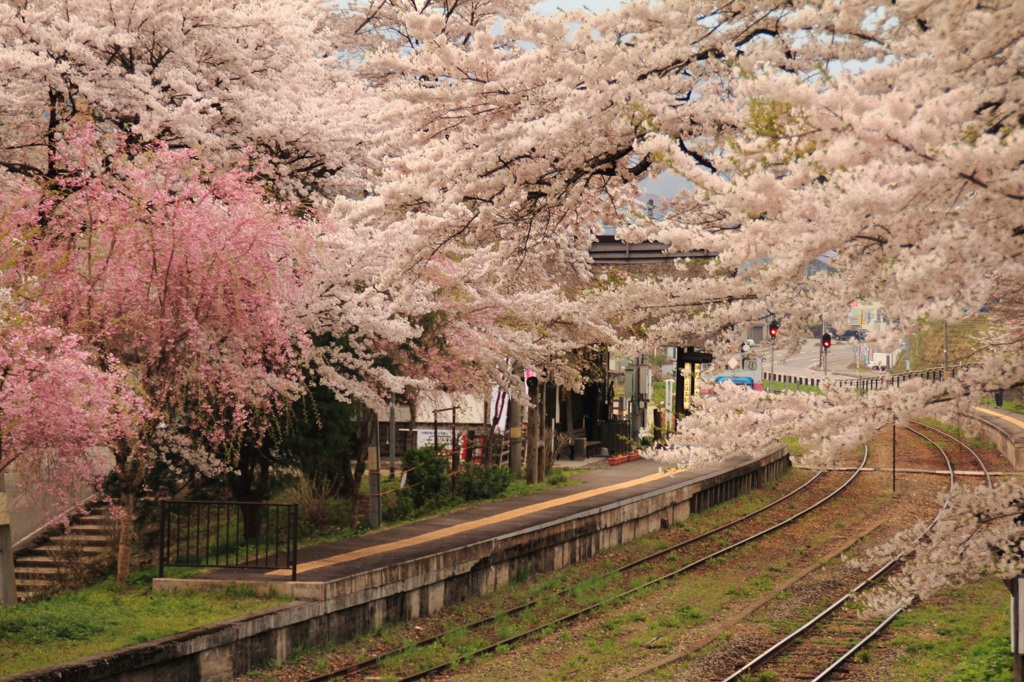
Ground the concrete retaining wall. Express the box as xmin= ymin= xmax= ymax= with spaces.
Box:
xmin=962 ymin=407 xmax=1024 ymax=470
xmin=8 ymin=445 xmax=789 ymax=682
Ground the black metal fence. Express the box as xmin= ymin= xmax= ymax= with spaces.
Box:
xmin=765 ymin=365 xmax=973 ymax=393
xmin=158 ymin=501 xmax=298 ymax=581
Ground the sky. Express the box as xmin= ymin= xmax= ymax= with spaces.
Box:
xmin=532 ymin=0 xmax=627 ymax=14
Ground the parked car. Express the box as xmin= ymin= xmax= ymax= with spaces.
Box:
xmin=838 ymin=328 xmax=866 ymax=342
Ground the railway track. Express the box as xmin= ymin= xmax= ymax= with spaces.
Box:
xmin=907 ymin=419 xmax=992 ymax=487
xmin=294 ymin=452 xmax=869 ymax=682
xmin=717 ymin=423 xmax=994 ymax=682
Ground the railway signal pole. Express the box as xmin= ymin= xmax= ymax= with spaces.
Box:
xmin=821 ymin=332 xmax=832 ymax=378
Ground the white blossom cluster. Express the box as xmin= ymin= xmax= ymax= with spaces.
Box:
xmin=1 ymin=0 xmax=1021 ymax=594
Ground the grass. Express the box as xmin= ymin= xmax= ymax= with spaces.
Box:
xmin=880 ymin=576 xmax=1012 ymax=681
xmin=0 ymin=568 xmax=293 ymax=677
xmin=764 ymin=379 xmax=823 ymax=395
xmin=918 ymin=417 xmax=999 ymax=451
xmin=982 ymin=396 xmax=1024 ymax=415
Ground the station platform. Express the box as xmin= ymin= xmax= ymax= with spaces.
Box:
xmin=163 ymin=457 xmax=687 ymax=589
xmin=968 ymin=405 xmax=1024 ymax=469
xmin=105 ymin=446 xmax=790 ymax=682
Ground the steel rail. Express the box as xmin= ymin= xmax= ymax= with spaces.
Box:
xmin=724 ymin=427 xmax=960 ymax=681
xmin=387 ymin=450 xmax=868 ymax=682
xmin=722 ymin=553 xmax=901 ymax=682
xmin=305 ymin=469 xmax=831 ymax=681
xmin=811 ymin=605 xmax=905 ymax=682
xmin=908 ymin=419 xmax=992 ymax=488
xmin=308 ymin=461 xmax=860 ymax=682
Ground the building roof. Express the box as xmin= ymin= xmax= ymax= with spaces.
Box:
xmin=589 ymin=235 xmax=712 ymax=265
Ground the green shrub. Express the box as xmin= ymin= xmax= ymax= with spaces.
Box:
xmin=545 ymin=468 xmax=569 ymax=486
xmin=382 ymin=488 xmax=415 ymax=523
xmin=401 ymin=446 xmax=453 ymax=510
xmin=279 ymin=475 xmax=352 ymax=536
xmin=456 ymin=463 xmax=512 ymax=501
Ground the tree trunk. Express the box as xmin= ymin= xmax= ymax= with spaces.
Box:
xmin=116 ymin=492 xmax=134 ymax=583
xmin=111 ymin=440 xmax=142 ymax=583
xmin=229 ymin=437 xmax=274 ymax=541
xmin=347 ymin=407 xmax=373 ymax=528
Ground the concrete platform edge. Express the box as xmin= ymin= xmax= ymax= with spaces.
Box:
xmin=7 ymin=444 xmax=789 ymax=682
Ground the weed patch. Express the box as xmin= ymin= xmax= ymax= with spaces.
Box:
xmin=0 ymin=572 xmax=292 ymax=677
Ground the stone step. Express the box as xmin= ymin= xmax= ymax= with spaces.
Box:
xmin=14 ymin=555 xmax=59 ymax=568
xmin=15 ymin=577 xmax=53 ymax=589
xmin=13 ymin=505 xmax=117 ymax=598
xmin=20 ymin=543 xmax=108 ymax=556
xmin=46 ymin=536 xmax=112 ymax=548
xmin=16 ymin=565 xmax=61 ymax=575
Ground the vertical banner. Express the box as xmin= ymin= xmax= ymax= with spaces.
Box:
xmin=489 ymin=386 xmax=509 ymax=434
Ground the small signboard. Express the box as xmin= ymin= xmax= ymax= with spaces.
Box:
xmin=413 ymin=429 xmax=456 ymax=449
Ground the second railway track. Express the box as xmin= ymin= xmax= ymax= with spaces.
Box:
xmin=713 ymin=422 xmax=996 ymax=682
xmin=293 ymin=453 xmax=869 ymax=681
xmin=236 ymin=421 xmax=1000 ymax=682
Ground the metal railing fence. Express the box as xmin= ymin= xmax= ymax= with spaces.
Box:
xmin=158 ymin=500 xmax=298 ymax=581
xmin=764 ymin=364 xmax=973 ymax=393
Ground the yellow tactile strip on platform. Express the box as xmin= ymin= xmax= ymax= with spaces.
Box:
xmin=975 ymin=406 xmax=1024 ymax=431
xmin=268 ymin=469 xmax=673 ymax=576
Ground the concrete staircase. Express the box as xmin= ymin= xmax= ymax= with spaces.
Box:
xmin=14 ymin=507 xmax=116 ymax=601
